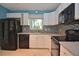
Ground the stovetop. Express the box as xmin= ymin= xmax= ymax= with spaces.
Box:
xmin=52 ymin=36 xmax=66 ymax=41
xmin=52 ymin=36 xmax=79 ymax=42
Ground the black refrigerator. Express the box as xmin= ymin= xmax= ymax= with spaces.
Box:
xmin=1 ymin=18 xmax=22 ymax=50
xmin=0 ymin=20 xmax=4 ymax=49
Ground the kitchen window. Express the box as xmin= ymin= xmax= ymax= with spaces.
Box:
xmin=29 ymin=19 xmax=43 ymax=30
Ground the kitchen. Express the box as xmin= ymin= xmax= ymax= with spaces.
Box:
xmin=0 ymin=3 xmax=79 ymax=56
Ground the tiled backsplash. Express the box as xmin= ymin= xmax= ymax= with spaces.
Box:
xmin=22 ymin=25 xmax=59 ymax=33
xmin=59 ymin=24 xmax=79 ymax=34
xmin=43 ymin=25 xmax=59 ymax=33
xmin=22 ymin=22 xmax=79 ymax=34
xmin=22 ymin=25 xmax=30 ymax=32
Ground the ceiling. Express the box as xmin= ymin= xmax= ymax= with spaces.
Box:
xmin=0 ymin=3 xmax=60 ymax=11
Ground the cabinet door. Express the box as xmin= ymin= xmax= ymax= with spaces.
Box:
xmin=75 ymin=3 xmax=79 ymax=20
xmin=37 ymin=35 xmax=44 ymax=48
xmin=30 ymin=35 xmax=51 ymax=48
xmin=43 ymin=12 xmax=58 ymax=25
xmin=60 ymin=45 xmax=73 ymax=56
xmin=43 ymin=13 xmax=49 ymax=25
xmin=29 ymin=35 xmax=37 ymax=48
xmin=37 ymin=35 xmax=51 ymax=48
xmin=49 ymin=12 xmax=58 ymax=25
xmin=22 ymin=13 xmax=29 ymax=25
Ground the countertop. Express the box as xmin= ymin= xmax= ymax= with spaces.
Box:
xmin=60 ymin=42 xmax=79 ymax=56
xmin=18 ymin=32 xmax=52 ymax=35
xmin=17 ymin=32 xmax=65 ymax=36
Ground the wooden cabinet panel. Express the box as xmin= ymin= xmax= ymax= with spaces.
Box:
xmin=29 ymin=35 xmax=51 ymax=48
xmin=60 ymin=45 xmax=73 ymax=56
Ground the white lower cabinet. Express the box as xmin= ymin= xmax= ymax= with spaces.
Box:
xmin=29 ymin=35 xmax=37 ymax=48
xmin=60 ymin=45 xmax=73 ymax=56
xmin=29 ymin=35 xmax=51 ymax=48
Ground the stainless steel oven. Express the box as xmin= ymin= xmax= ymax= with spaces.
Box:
xmin=65 ymin=29 xmax=79 ymax=41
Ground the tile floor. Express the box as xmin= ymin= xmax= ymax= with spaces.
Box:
xmin=0 ymin=49 xmax=51 ymax=56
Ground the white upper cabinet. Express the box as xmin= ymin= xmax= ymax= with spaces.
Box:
xmin=7 ymin=13 xmax=22 ymax=25
xmin=7 ymin=13 xmax=22 ymax=18
xmin=57 ymin=3 xmax=71 ymax=14
xmin=50 ymin=11 xmax=58 ymax=25
xmin=43 ymin=11 xmax=58 ymax=25
xmin=56 ymin=3 xmax=72 ymax=24
xmin=43 ymin=13 xmax=50 ymax=25
xmin=22 ymin=13 xmax=29 ymax=25
xmin=43 ymin=3 xmax=72 ymax=25
xmin=7 ymin=13 xmax=29 ymax=25
xmin=57 ymin=3 xmax=79 ymax=20
xmin=75 ymin=3 xmax=79 ymax=20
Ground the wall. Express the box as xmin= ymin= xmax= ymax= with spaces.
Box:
xmin=0 ymin=5 xmax=11 ymax=19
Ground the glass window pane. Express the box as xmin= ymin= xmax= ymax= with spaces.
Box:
xmin=29 ymin=19 xmax=43 ymax=30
